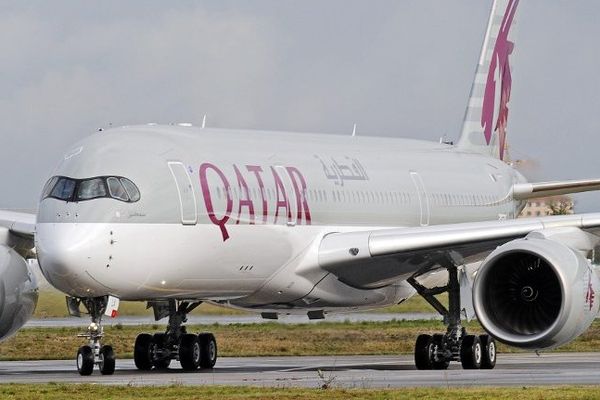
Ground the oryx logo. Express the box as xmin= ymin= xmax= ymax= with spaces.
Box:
xmin=481 ymin=0 xmax=519 ymax=160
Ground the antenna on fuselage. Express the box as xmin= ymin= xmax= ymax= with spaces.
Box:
xmin=352 ymin=123 xmax=357 ymax=137
xmin=439 ymin=134 xmax=454 ymax=145
xmin=202 ymin=114 xmax=207 ymax=129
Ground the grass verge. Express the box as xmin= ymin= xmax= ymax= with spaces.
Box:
xmin=33 ymin=288 xmax=445 ymax=318
xmin=0 ymin=384 xmax=599 ymax=400
xmin=3 ymin=320 xmax=600 ymax=361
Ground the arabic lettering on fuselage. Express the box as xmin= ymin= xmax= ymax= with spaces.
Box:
xmin=199 ymin=163 xmax=312 ymax=241
xmin=315 ymin=155 xmax=369 ymax=186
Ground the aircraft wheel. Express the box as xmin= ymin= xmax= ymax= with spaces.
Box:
xmin=414 ymin=334 xmax=433 ymax=370
xmin=480 ymin=335 xmax=497 ymax=369
xmin=76 ymin=345 xmax=95 ymax=376
xmin=198 ymin=332 xmax=218 ymax=369
xmin=99 ymin=345 xmax=116 ymax=375
xmin=134 ymin=333 xmax=153 ymax=371
xmin=431 ymin=334 xmax=450 ymax=370
xmin=460 ymin=335 xmax=482 ymax=369
xmin=151 ymin=333 xmax=171 ymax=369
xmin=179 ymin=333 xmax=201 ymax=371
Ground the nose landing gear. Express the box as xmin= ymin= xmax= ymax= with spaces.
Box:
xmin=73 ymin=297 xmax=116 ymax=376
xmin=133 ymin=300 xmax=218 ymax=372
xmin=408 ymin=263 xmax=497 ymax=370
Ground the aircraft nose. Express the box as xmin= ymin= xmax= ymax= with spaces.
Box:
xmin=35 ymin=223 xmax=95 ymax=295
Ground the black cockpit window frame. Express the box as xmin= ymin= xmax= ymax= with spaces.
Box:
xmin=42 ymin=175 xmax=141 ymax=203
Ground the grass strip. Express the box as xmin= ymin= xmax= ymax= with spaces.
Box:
xmin=2 ymin=320 xmax=600 ymax=361
xmin=1 ymin=384 xmax=600 ymax=400
xmin=34 ymin=288 xmax=446 ymax=318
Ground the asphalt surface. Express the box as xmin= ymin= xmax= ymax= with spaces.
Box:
xmin=24 ymin=313 xmax=440 ymax=328
xmin=0 ymin=353 xmax=599 ymax=387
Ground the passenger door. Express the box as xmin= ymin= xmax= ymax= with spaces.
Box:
xmin=168 ymin=161 xmax=198 ymax=225
xmin=410 ymin=171 xmax=430 ymax=226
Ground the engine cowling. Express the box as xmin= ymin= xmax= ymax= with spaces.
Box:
xmin=0 ymin=245 xmax=38 ymax=341
xmin=473 ymin=233 xmax=599 ymax=350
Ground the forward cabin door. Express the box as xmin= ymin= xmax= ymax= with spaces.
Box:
xmin=410 ymin=171 xmax=430 ymax=226
xmin=168 ymin=161 xmax=198 ymax=225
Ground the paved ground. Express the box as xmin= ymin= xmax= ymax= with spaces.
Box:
xmin=24 ymin=313 xmax=440 ymax=328
xmin=0 ymin=353 xmax=599 ymax=388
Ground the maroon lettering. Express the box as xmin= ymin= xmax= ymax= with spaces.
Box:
xmin=271 ymin=167 xmax=291 ymax=224
xmin=233 ymin=165 xmax=255 ymax=224
xmin=246 ymin=165 xmax=268 ymax=224
xmin=286 ymin=166 xmax=312 ymax=225
xmin=199 ymin=163 xmax=233 ymax=241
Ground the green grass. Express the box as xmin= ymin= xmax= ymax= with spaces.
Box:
xmin=33 ymin=289 xmax=248 ymax=318
xmin=33 ymin=288 xmax=444 ymax=318
xmin=0 ymin=384 xmax=599 ymax=400
xmin=3 ymin=319 xmax=600 ymax=361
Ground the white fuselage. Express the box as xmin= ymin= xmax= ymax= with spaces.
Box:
xmin=35 ymin=125 xmax=526 ymax=312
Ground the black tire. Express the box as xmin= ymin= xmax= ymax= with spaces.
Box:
xmin=414 ymin=334 xmax=433 ymax=370
xmin=179 ymin=334 xmax=201 ymax=371
xmin=152 ymin=333 xmax=171 ymax=370
xmin=134 ymin=333 xmax=153 ymax=371
xmin=77 ymin=345 xmax=95 ymax=376
xmin=431 ymin=334 xmax=449 ymax=370
xmin=460 ymin=335 xmax=482 ymax=370
xmin=480 ymin=335 xmax=497 ymax=369
xmin=198 ymin=333 xmax=218 ymax=369
xmin=99 ymin=345 xmax=116 ymax=375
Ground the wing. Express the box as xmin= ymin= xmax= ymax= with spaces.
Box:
xmin=0 ymin=210 xmax=36 ymax=258
xmin=318 ymin=213 xmax=600 ymax=289
xmin=512 ymin=179 xmax=600 ymax=200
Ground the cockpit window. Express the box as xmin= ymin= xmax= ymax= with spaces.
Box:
xmin=77 ymin=178 xmax=107 ymax=200
xmin=42 ymin=176 xmax=141 ymax=203
xmin=41 ymin=176 xmax=59 ymax=199
xmin=120 ymin=178 xmax=141 ymax=202
xmin=50 ymin=177 xmax=76 ymax=201
xmin=107 ymin=177 xmax=129 ymax=201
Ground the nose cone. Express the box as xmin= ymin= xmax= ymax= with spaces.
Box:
xmin=36 ymin=223 xmax=103 ymax=296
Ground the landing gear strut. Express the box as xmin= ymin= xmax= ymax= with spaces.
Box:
xmin=408 ymin=264 xmax=496 ymax=370
xmin=133 ymin=300 xmax=218 ymax=371
xmin=73 ymin=296 xmax=116 ymax=376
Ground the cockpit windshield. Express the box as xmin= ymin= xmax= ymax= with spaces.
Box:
xmin=78 ymin=178 xmax=107 ymax=200
xmin=41 ymin=176 xmax=141 ymax=203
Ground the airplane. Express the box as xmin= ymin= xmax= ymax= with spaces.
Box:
xmin=2 ymin=0 xmax=600 ymax=376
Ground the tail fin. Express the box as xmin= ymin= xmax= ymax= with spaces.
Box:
xmin=457 ymin=0 xmax=520 ymax=160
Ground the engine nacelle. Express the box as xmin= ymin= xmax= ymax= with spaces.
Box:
xmin=0 ymin=245 xmax=38 ymax=341
xmin=473 ymin=234 xmax=599 ymax=350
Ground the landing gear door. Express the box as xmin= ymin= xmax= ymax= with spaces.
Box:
xmin=168 ymin=162 xmax=198 ymax=225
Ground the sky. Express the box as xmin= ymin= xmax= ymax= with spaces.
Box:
xmin=1 ymin=1 xmax=599 ymax=212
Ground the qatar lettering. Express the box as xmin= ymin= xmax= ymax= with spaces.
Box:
xmin=199 ymin=163 xmax=312 ymax=241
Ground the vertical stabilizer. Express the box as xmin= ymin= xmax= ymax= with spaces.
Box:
xmin=457 ymin=0 xmax=520 ymax=160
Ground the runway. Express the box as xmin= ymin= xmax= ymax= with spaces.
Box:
xmin=0 ymin=353 xmax=599 ymax=388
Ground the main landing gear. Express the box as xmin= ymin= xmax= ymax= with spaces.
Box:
xmin=133 ymin=300 xmax=218 ymax=372
xmin=408 ymin=264 xmax=496 ymax=370
xmin=72 ymin=297 xmax=116 ymax=376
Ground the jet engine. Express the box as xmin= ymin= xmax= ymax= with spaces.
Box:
xmin=0 ymin=245 xmax=38 ymax=341
xmin=473 ymin=231 xmax=599 ymax=350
